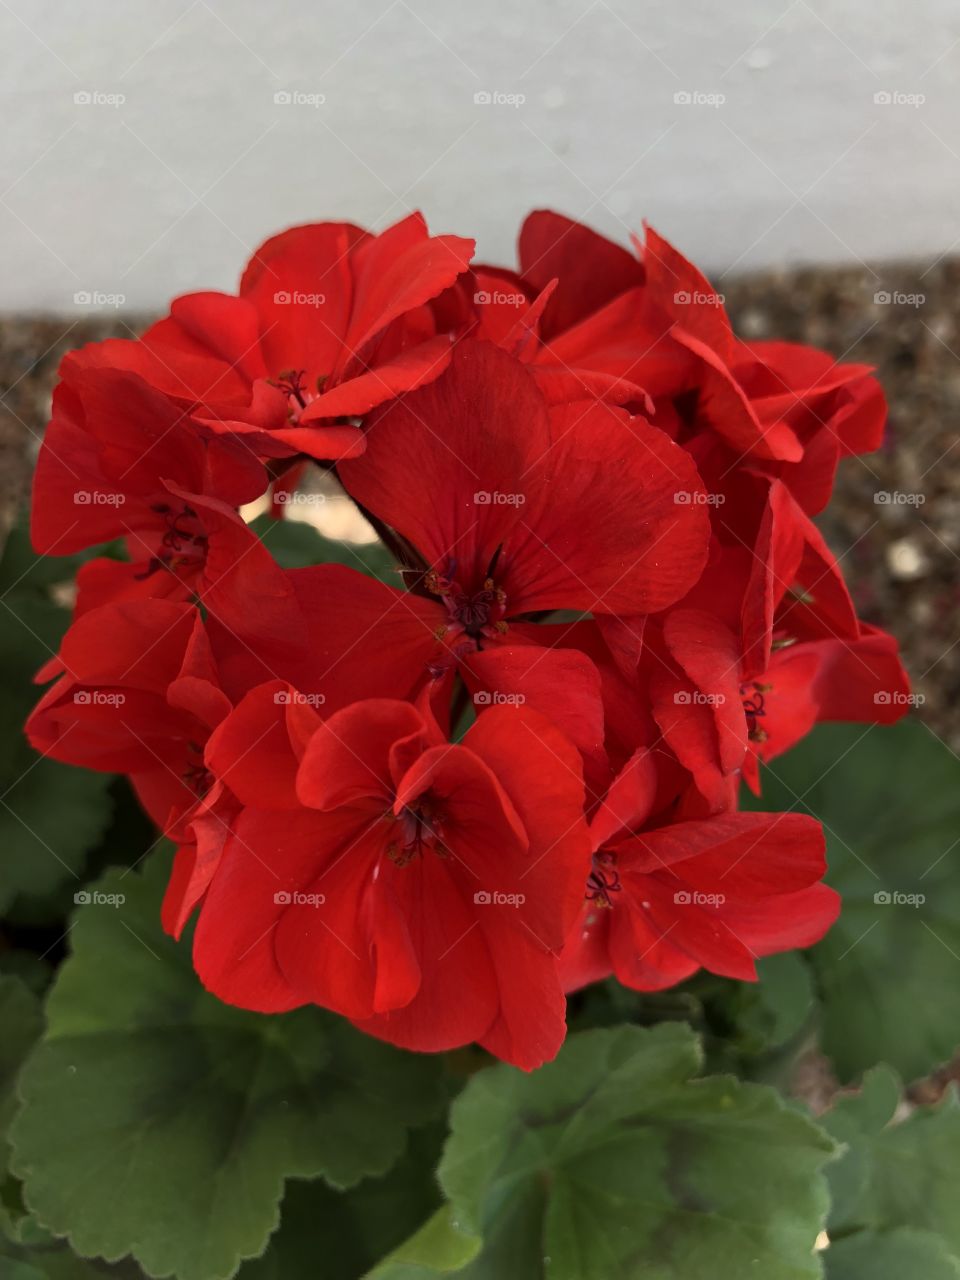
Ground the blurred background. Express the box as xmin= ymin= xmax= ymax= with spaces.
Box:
xmin=1 ymin=0 xmax=958 ymax=741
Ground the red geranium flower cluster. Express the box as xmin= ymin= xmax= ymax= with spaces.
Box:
xmin=27 ymin=210 xmax=910 ymax=1069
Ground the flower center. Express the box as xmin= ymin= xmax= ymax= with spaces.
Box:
xmin=585 ymin=850 xmax=622 ymax=908
xmin=740 ymin=680 xmax=772 ymax=743
xmin=182 ymin=741 xmax=212 ymax=796
xmin=425 ymin=559 xmax=509 ymax=646
xmin=137 ymin=502 xmax=208 ymax=579
xmin=386 ymin=800 xmax=448 ymax=867
xmin=273 ymin=368 xmax=326 ymax=424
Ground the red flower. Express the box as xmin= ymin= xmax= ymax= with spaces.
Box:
xmin=185 ymin=692 xmax=591 ymax=1069
xmin=31 ymin=368 xmax=306 ymax=659
xmin=26 ymin=599 xmax=234 ymax=851
xmin=255 ymin=339 xmax=711 ymax=774
xmin=24 ymin=599 xmax=313 ymax=935
xmin=560 ymin=747 xmax=839 ymax=992
xmin=21 ymin=204 xmax=914 ymax=1054
xmin=64 ymin=214 xmax=475 ymax=462
xmin=482 ymin=210 xmax=885 ymax=481
xmin=729 ymin=340 xmax=887 ymax=513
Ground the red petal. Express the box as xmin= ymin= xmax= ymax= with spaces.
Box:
xmin=508 ymin=400 xmax=711 ymax=615
xmin=342 ymin=215 xmax=474 ymax=359
xmin=518 ymin=209 xmax=644 ymax=339
xmin=461 ymin=643 xmax=608 ymax=782
xmin=300 ymin=335 xmax=453 ymax=420
xmin=464 ymin=706 xmax=592 ymax=949
xmin=206 ymin=680 xmax=321 ymax=809
xmin=240 ymin=220 xmax=366 ymax=382
xmin=623 ymin=811 xmax=826 ymax=898
xmin=297 ymin=699 xmax=427 ymax=809
xmin=338 ymin=340 xmax=551 ymax=577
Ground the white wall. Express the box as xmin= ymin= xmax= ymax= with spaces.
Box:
xmin=2 ymin=0 xmax=958 ymax=311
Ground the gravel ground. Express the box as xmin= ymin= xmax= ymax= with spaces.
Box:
xmin=2 ymin=267 xmax=958 ymax=745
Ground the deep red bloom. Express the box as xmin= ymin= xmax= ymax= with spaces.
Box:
xmin=64 ymin=214 xmax=475 ymax=461
xmin=26 ymin=599 xmax=233 ymax=836
xmin=30 ymin=368 xmax=306 ymax=658
xmin=559 ymin=747 xmax=838 ymax=992
xmin=185 ymin=692 xmax=591 ymax=1069
xmin=479 ymin=210 xmax=886 ymax=485
xmin=23 ymin=599 xmax=311 ymax=935
xmin=728 ymin=340 xmax=886 ymax=513
xmin=22 ymin=204 xmax=914 ymax=1054
xmin=339 ymin=340 xmax=710 ymax=617
xmin=259 ymin=339 xmax=712 ymax=773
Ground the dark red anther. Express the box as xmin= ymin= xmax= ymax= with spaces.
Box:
xmin=585 ymin=850 xmax=622 ymax=908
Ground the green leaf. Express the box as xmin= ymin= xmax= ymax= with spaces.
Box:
xmin=436 ymin=1024 xmax=836 ymax=1280
xmin=818 ymin=1066 xmax=960 ymax=1272
xmin=819 ymin=1065 xmax=900 ymax=1234
xmin=0 ymin=1256 xmax=46 ymax=1280
xmin=9 ymin=855 xmax=444 ymax=1280
xmin=0 ymin=976 xmax=43 ymax=1122
xmin=0 ymin=976 xmax=45 ymax=1246
xmin=0 ymin=519 xmax=122 ymax=597
xmin=249 ymin=513 xmax=397 ymax=581
xmin=364 ymin=1207 xmax=481 ymax=1279
xmin=824 ymin=1229 xmax=960 ymax=1280
xmin=0 ymin=1240 xmax=146 ymax=1280
xmin=0 ymin=760 xmax=114 ymax=915
xmin=0 ymin=538 xmax=114 ymax=914
xmin=819 ymin=1059 xmax=901 ymax=1228
xmin=744 ymin=721 xmax=960 ymax=1081
xmin=867 ymin=1090 xmax=960 ymax=1255
xmin=0 ymin=952 xmax=53 ymax=997
xmin=241 ymin=1120 xmax=448 ymax=1280
xmin=749 ymin=953 xmax=816 ymax=1050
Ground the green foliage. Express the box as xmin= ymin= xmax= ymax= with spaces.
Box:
xmin=818 ymin=1065 xmax=960 ymax=1276
xmin=0 ymin=975 xmax=45 ymax=1244
xmin=432 ymin=1024 xmax=836 ymax=1280
xmin=0 ymin=519 xmax=114 ymax=914
xmin=240 ymin=1121 xmax=446 ymax=1280
xmin=824 ymin=1229 xmax=960 ymax=1280
xmin=745 ymin=720 xmax=960 ymax=1081
xmin=9 ymin=856 xmax=444 ymax=1280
